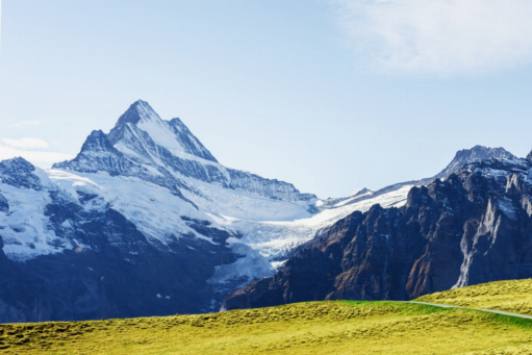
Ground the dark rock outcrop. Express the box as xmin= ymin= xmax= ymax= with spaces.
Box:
xmin=0 ymin=158 xmax=42 ymax=190
xmin=436 ymin=145 xmax=527 ymax=178
xmin=224 ymin=160 xmax=532 ymax=310
xmin=0 ymin=193 xmax=8 ymax=213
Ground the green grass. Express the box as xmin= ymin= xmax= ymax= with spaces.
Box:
xmin=1 ymin=279 xmax=532 ymax=354
xmin=418 ymin=278 xmax=532 ymax=316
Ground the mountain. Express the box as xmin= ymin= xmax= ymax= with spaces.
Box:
xmin=0 ymin=100 xmax=319 ymax=322
xmin=0 ymin=99 xmax=530 ymax=321
xmin=436 ymin=144 xmax=528 ymax=177
xmin=224 ymin=151 xmax=532 ymax=310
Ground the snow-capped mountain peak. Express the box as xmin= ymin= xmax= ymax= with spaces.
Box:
xmin=107 ymin=100 xmax=217 ymax=163
xmin=437 ymin=145 xmax=525 ymax=177
xmin=114 ymin=99 xmax=162 ymax=126
xmin=55 ymin=101 xmax=315 ymax=206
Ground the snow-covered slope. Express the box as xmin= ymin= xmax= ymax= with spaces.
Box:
xmin=0 ymin=158 xmax=73 ymax=260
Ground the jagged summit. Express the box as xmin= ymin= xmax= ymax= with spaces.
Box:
xmin=114 ymin=100 xmax=161 ymax=127
xmin=0 ymin=157 xmax=42 ymax=190
xmin=106 ymin=100 xmax=218 ymax=163
xmin=452 ymin=145 xmax=516 ymax=164
xmin=56 ymin=100 xmax=219 ymax=174
xmin=436 ymin=145 xmax=522 ymax=178
xmin=52 ymin=100 xmax=312 ymax=202
xmin=80 ymin=130 xmax=115 ymax=153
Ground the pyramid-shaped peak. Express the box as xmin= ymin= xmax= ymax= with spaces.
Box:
xmin=79 ymin=130 xmax=115 ymax=153
xmin=106 ymin=100 xmax=218 ymax=163
xmin=114 ymin=99 xmax=162 ymax=127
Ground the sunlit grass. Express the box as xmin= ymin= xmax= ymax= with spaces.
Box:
xmin=1 ymin=279 xmax=531 ymax=354
xmin=418 ymin=278 xmax=532 ymax=316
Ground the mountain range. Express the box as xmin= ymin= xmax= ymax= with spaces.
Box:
xmin=0 ymin=100 xmax=530 ymax=322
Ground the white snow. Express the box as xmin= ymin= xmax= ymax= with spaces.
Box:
xmin=48 ymin=170 xmax=208 ymax=245
xmin=180 ymin=174 xmax=313 ymax=222
xmin=206 ymin=183 xmax=412 ymax=284
xmin=135 ymin=115 xmax=221 ymax=168
xmin=46 ymin=167 xmax=412 ymax=266
xmin=213 ymin=184 xmax=412 ymax=261
xmin=0 ymin=181 xmax=72 ymax=260
xmin=209 ymin=238 xmax=274 ymax=287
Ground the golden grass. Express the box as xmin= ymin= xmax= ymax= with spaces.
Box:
xmin=418 ymin=278 xmax=532 ymax=316
xmin=0 ymin=279 xmax=531 ymax=354
xmin=1 ymin=301 xmax=531 ymax=354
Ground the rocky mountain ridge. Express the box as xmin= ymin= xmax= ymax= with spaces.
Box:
xmin=224 ymin=155 xmax=532 ymax=310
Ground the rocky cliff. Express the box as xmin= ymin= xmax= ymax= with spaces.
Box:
xmin=224 ymin=156 xmax=532 ymax=309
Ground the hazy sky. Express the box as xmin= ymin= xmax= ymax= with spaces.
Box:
xmin=1 ymin=0 xmax=531 ymax=197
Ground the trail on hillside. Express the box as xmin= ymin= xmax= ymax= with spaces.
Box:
xmin=408 ymin=301 xmax=532 ymax=320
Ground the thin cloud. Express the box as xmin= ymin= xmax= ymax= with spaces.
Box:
xmin=335 ymin=0 xmax=532 ymax=74
xmin=1 ymin=137 xmax=50 ymax=150
xmin=0 ymin=141 xmax=72 ymax=169
xmin=9 ymin=120 xmax=42 ymax=129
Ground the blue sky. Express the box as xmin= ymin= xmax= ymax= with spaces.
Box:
xmin=0 ymin=0 xmax=531 ymax=197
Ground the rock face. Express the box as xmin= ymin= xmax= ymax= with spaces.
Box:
xmin=436 ymin=145 xmax=527 ymax=178
xmin=0 ymin=194 xmax=8 ymax=213
xmin=224 ymin=157 xmax=532 ymax=310
xmin=0 ymin=158 xmax=43 ymax=190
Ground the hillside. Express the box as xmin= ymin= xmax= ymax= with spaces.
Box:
xmin=418 ymin=278 xmax=532 ymax=316
xmin=1 ymin=279 xmax=531 ymax=355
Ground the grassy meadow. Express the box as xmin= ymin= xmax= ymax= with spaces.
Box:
xmin=1 ymin=279 xmax=531 ymax=354
xmin=418 ymin=278 xmax=532 ymax=316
